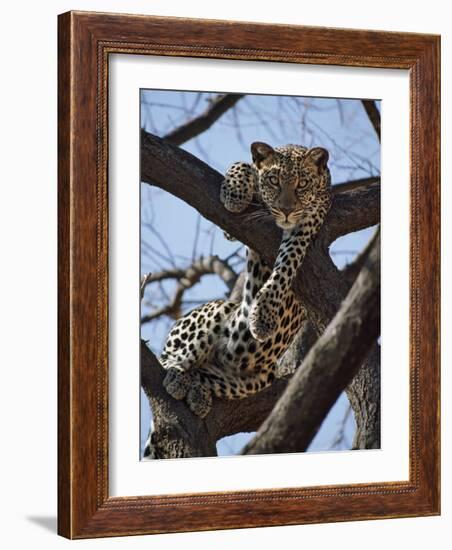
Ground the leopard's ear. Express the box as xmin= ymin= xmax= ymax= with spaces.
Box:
xmin=305 ymin=147 xmax=329 ymax=169
xmin=251 ymin=142 xmax=275 ymax=168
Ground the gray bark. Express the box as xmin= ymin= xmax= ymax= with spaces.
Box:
xmin=141 ymin=341 xmax=291 ymax=458
xmin=346 ymin=344 xmax=381 ymax=449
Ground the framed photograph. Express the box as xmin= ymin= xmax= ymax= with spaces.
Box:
xmin=58 ymin=11 xmax=440 ymax=538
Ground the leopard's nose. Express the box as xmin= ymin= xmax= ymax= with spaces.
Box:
xmin=279 ymin=207 xmax=292 ymax=217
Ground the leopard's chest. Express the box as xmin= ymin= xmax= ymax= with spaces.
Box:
xmin=216 ymin=293 xmax=305 ymax=372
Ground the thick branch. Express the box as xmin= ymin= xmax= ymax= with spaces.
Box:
xmin=141 ymin=131 xmax=380 ymax=257
xmin=242 ymin=231 xmax=380 ymax=455
xmin=346 ymin=343 xmax=381 ymax=449
xmin=323 ymin=183 xmax=380 ymax=243
xmin=141 ymin=341 xmax=292 ymax=457
xmin=332 ymin=176 xmax=380 ymax=194
xmin=141 ymin=342 xmax=216 ymax=457
xmin=163 ymin=93 xmax=244 ymax=146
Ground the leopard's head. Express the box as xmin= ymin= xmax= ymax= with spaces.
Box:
xmin=251 ymin=142 xmax=331 ymax=230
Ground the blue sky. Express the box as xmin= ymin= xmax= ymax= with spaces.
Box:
xmin=140 ymin=90 xmax=380 ymax=457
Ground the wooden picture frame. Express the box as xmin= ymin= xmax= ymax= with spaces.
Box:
xmin=58 ymin=11 xmax=440 ymax=539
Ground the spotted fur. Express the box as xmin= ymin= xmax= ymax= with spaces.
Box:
xmin=160 ymin=142 xmax=332 ymax=418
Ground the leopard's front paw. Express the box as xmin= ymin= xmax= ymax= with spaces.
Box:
xmin=249 ymin=298 xmax=277 ymax=342
xmin=220 ymin=162 xmax=255 ymax=213
xmin=186 ymin=381 xmax=212 ymax=418
xmin=163 ymin=367 xmax=191 ymax=400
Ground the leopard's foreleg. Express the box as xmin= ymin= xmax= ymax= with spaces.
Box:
xmin=249 ymin=208 xmax=329 ymax=342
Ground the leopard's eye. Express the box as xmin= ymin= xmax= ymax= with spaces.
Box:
xmin=268 ymin=175 xmax=279 ymax=187
xmin=297 ymin=179 xmax=308 ymax=190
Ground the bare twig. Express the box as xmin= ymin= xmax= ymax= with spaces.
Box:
xmin=144 ymin=224 xmax=177 ymax=268
xmin=141 ymin=255 xmax=238 ymax=324
xmin=163 ymin=93 xmax=245 ymax=146
xmin=192 ymin=214 xmax=202 ymax=261
xmin=140 ymin=272 xmax=153 ymax=300
xmin=329 ymin=404 xmax=353 ymax=450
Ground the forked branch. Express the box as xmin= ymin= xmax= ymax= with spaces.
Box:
xmin=141 ymin=130 xmax=380 ymax=256
xmin=141 ymin=255 xmax=238 ymax=324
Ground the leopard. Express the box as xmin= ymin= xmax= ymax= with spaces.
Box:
xmin=158 ymin=141 xmax=332 ymax=419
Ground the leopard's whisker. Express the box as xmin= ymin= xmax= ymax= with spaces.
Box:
xmin=247 ymin=214 xmax=273 ymax=223
xmin=240 ymin=208 xmax=268 ymax=217
xmin=244 ymin=211 xmax=273 ymax=222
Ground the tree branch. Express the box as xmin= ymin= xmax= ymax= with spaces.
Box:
xmin=342 ymin=229 xmax=379 ymax=286
xmin=332 ymin=176 xmax=380 ymax=194
xmin=141 ymin=342 xmax=217 ymax=457
xmin=163 ymin=93 xmax=245 ymax=146
xmin=361 ymin=100 xmax=381 ymax=142
xmin=242 ymin=230 xmax=380 ymax=455
xmin=346 ymin=343 xmax=381 ymax=449
xmin=141 ymin=340 xmax=292 ymax=457
xmin=141 ymin=255 xmax=238 ymax=324
xmin=141 ymin=130 xmax=380 ymax=257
